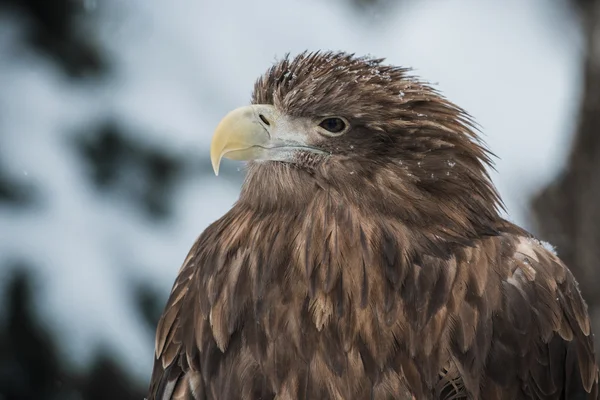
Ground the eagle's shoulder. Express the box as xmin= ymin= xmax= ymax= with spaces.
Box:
xmin=455 ymin=230 xmax=600 ymax=398
xmin=147 ymin=235 xmax=205 ymax=400
xmin=147 ymin=210 xmax=271 ymax=400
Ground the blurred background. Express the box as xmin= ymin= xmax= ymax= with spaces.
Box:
xmin=0 ymin=0 xmax=599 ymax=398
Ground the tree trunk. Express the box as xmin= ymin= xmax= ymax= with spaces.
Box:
xmin=531 ymin=0 xmax=600 ymax=353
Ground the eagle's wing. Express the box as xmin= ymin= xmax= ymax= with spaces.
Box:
xmin=442 ymin=233 xmax=599 ymax=399
xmin=147 ymin=239 xmax=207 ymax=400
xmin=147 ymin=228 xmax=270 ymax=400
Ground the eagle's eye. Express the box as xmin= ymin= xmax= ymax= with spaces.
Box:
xmin=317 ymin=117 xmax=349 ymax=136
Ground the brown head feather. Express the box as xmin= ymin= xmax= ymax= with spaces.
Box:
xmin=247 ymin=51 xmax=502 ymax=245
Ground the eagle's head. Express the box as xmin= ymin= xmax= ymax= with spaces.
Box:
xmin=211 ymin=51 xmax=502 ymax=239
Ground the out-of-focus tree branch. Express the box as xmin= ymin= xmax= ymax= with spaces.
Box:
xmin=531 ymin=0 xmax=600 ymax=352
xmin=0 ymin=0 xmax=106 ymax=78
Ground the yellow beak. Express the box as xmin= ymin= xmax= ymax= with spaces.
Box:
xmin=210 ymin=105 xmax=272 ymax=176
xmin=209 ymin=104 xmax=326 ymax=176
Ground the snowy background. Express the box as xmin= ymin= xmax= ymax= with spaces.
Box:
xmin=0 ymin=0 xmax=585 ymax=397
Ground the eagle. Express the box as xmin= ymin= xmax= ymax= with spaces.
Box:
xmin=147 ymin=52 xmax=599 ymax=399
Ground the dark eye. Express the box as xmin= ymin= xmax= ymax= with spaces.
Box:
xmin=319 ymin=117 xmax=347 ymax=134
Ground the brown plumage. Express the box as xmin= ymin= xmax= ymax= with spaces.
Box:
xmin=147 ymin=51 xmax=599 ymax=399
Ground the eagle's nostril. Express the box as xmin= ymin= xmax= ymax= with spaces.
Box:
xmin=259 ymin=114 xmax=270 ymax=126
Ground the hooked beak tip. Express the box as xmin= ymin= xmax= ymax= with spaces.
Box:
xmin=211 ymin=154 xmax=221 ymax=176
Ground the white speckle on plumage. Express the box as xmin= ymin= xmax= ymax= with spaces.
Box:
xmin=540 ymin=240 xmax=558 ymax=255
